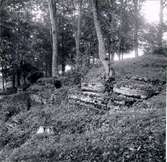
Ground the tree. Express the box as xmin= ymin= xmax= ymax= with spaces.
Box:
xmin=48 ymin=0 xmax=58 ymax=77
xmin=91 ymin=0 xmax=111 ymax=78
xmin=0 ymin=0 xmax=51 ymax=89
xmin=75 ymin=0 xmax=82 ymax=69
xmin=133 ymin=0 xmax=139 ymax=57
xmin=158 ymin=0 xmax=164 ymax=48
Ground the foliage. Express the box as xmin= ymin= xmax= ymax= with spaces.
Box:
xmin=1 ymin=0 xmax=163 ymax=85
xmin=0 ymin=1 xmax=166 ymax=161
xmin=153 ymin=47 xmax=167 ymax=56
xmin=0 ymin=54 xmax=166 ymax=161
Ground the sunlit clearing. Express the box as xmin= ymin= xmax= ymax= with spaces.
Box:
xmin=163 ymin=32 xmax=167 ymax=40
xmin=73 ymin=10 xmax=79 ymax=16
xmin=163 ymin=32 xmax=167 ymax=44
xmin=32 ymin=8 xmax=44 ymax=22
xmin=164 ymin=7 xmax=167 ymax=23
xmin=58 ymin=65 xmax=72 ymax=74
xmin=65 ymin=65 xmax=72 ymax=72
xmin=114 ymin=48 xmax=144 ymax=61
xmin=141 ymin=0 xmax=160 ymax=24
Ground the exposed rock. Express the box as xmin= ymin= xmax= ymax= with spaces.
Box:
xmin=30 ymin=94 xmax=47 ymax=105
xmin=26 ymin=71 xmax=43 ymax=85
xmin=69 ymin=81 xmax=108 ymax=111
xmin=113 ymin=87 xmax=151 ymax=99
xmin=37 ymin=77 xmax=55 ymax=86
xmin=36 ymin=126 xmax=54 ymax=135
xmin=17 ymin=87 xmax=23 ymax=93
xmin=69 ymin=76 xmax=162 ymax=111
xmin=45 ymin=127 xmax=54 ymax=135
xmin=29 ymin=86 xmax=68 ymax=105
xmin=36 ymin=126 xmax=45 ymax=134
xmin=113 ymin=79 xmax=155 ymax=99
xmin=107 ymin=94 xmax=136 ymax=108
xmin=68 ymin=91 xmax=107 ymax=110
xmin=54 ymin=80 xmax=62 ymax=89
xmin=81 ymin=82 xmax=105 ymax=93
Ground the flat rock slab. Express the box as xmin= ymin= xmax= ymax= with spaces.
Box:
xmin=36 ymin=126 xmax=54 ymax=135
xmin=108 ymin=93 xmax=137 ymax=107
xmin=69 ymin=81 xmax=106 ymax=110
xmin=30 ymin=94 xmax=47 ymax=104
xmin=69 ymin=77 xmax=160 ymax=110
xmin=68 ymin=91 xmax=108 ymax=110
xmin=113 ymin=79 xmax=155 ymax=99
xmin=81 ymin=82 xmax=105 ymax=93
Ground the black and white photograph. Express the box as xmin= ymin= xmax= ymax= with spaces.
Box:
xmin=0 ymin=0 xmax=166 ymax=161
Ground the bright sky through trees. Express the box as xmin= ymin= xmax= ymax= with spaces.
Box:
xmin=31 ymin=1 xmax=166 ymax=25
xmin=141 ymin=0 xmax=160 ymax=24
xmin=141 ymin=0 xmax=167 ymax=24
xmin=30 ymin=0 xmax=167 ymax=60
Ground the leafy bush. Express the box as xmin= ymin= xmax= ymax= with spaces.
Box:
xmin=153 ymin=47 xmax=167 ymax=56
xmin=0 ymin=93 xmax=30 ymax=121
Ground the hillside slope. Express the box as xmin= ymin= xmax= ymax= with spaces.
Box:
xmin=0 ymin=54 xmax=166 ymax=162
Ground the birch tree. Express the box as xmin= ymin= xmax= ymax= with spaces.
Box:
xmin=48 ymin=0 xmax=58 ymax=77
xmin=75 ymin=0 xmax=82 ymax=69
xmin=92 ymin=0 xmax=114 ymax=78
xmin=159 ymin=0 xmax=164 ymax=48
xmin=133 ymin=0 xmax=139 ymax=57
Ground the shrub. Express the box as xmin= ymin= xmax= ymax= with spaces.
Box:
xmin=153 ymin=47 xmax=167 ymax=56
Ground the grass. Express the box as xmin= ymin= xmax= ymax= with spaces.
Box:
xmin=0 ymin=54 xmax=166 ymax=162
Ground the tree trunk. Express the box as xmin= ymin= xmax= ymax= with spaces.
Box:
xmin=61 ymin=27 xmax=66 ymax=75
xmin=159 ymin=0 xmax=163 ymax=48
xmin=1 ymin=64 xmax=5 ymax=91
xmin=118 ymin=53 xmax=121 ymax=61
xmin=134 ymin=0 xmax=139 ymax=57
xmin=92 ymin=0 xmax=110 ymax=77
xmin=121 ymin=52 xmax=123 ymax=60
xmin=75 ymin=0 xmax=82 ymax=69
xmin=16 ymin=68 xmax=21 ymax=87
xmin=48 ymin=0 xmax=58 ymax=77
xmin=87 ymin=42 xmax=91 ymax=66
xmin=12 ymin=68 xmax=16 ymax=88
xmin=119 ymin=0 xmax=123 ymax=60
xmin=45 ymin=63 xmax=48 ymax=77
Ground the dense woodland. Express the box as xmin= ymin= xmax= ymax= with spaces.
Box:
xmin=0 ymin=0 xmax=166 ymax=161
xmin=0 ymin=0 xmax=166 ymax=90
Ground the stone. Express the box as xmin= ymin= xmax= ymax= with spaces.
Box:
xmin=30 ymin=94 xmax=42 ymax=104
xmin=113 ymin=79 xmax=155 ymax=99
xmin=69 ymin=92 xmax=106 ymax=107
xmin=81 ymin=82 xmax=105 ymax=93
xmin=45 ymin=126 xmax=54 ymax=135
xmin=113 ymin=87 xmax=149 ymax=99
xmin=17 ymin=87 xmax=23 ymax=93
xmin=36 ymin=126 xmax=45 ymax=134
xmin=28 ymin=71 xmax=43 ymax=83
xmin=54 ymin=80 xmax=62 ymax=89
xmin=36 ymin=126 xmax=54 ymax=135
xmin=30 ymin=94 xmax=47 ymax=104
xmin=69 ymin=76 xmax=157 ymax=110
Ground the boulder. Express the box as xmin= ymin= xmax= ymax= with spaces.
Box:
xmin=26 ymin=71 xmax=43 ymax=84
xmin=81 ymin=82 xmax=105 ymax=93
xmin=36 ymin=126 xmax=54 ymax=135
xmin=69 ymin=81 xmax=109 ymax=111
xmin=30 ymin=94 xmax=48 ymax=105
xmin=68 ymin=84 xmax=108 ymax=111
xmin=107 ymin=93 xmax=137 ymax=108
xmin=36 ymin=126 xmax=45 ymax=134
xmin=113 ymin=79 xmax=155 ymax=99
xmin=54 ymin=80 xmax=62 ymax=89
xmin=113 ymin=87 xmax=151 ymax=99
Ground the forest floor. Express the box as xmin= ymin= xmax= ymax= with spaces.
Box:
xmin=0 ymin=54 xmax=166 ymax=162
